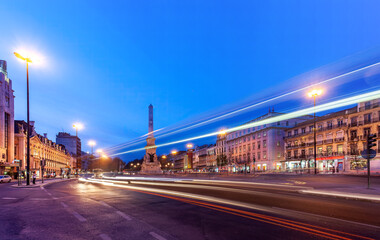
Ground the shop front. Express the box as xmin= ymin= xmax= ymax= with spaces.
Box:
xmin=316 ymin=156 xmax=344 ymax=173
xmin=0 ymin=162 xmax=19 ymax=178
xmin=284 ymin=159 xmax=313 ymax=172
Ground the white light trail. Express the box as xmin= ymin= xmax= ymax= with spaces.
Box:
xmin=102 ymin=61 xmax=380 ymax=154
xmin=109 ymin=89 xmax=380 ymax=156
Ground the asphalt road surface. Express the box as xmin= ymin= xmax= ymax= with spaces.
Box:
xmin=0 ymin=177 xmax=379 ymax=240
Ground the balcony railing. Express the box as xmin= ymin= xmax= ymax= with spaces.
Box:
xmin=350 ymin=118 xmax=380 ymax=127
xmin=334 ymin=137 xmax=345 ymax=142
xmin=285 ymin=123 xmax=347 ymax=139
xmin=358 ymin=102 xmax=380 ymax=112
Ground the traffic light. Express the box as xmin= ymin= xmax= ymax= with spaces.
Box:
xmin=367 ymin=134 xmax=377 ymax=150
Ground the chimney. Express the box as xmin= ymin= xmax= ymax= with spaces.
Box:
xmin=30 ymin=121 xmax=35 ymax=127
xmin=44 ymin=133 xmax=47 ymax=138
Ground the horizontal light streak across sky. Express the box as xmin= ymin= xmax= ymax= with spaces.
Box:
xmin=108 ymin=89 xmax=380 ymax=157
xmin=102 ymin=61 xmax=380 ymax=154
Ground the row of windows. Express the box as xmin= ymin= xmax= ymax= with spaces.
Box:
xmin=227 ymin=123 xmax=289 ymax=140
xmin=229 ymin=140 xmax=282 ymax=154
xmin=288 ymin=145 xmax=344 ymax=157
xmin=232 ymin=151 xmax=283 ymax=161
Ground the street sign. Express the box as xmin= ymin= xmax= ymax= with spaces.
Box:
xmin=361 ymin=149 xmax=376 ymax=159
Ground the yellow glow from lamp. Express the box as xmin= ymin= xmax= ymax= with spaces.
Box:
xmin=308 ymin=89 xmax=323 ymax=98
xmin=73 ymin=123 xmax=84 ymax=130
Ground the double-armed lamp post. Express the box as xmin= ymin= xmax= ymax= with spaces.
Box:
xmin=14 ymin=52 xmax=32 ymax=185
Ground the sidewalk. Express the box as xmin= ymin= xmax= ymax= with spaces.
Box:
xmin=11 ymin=178 xmax=76 ymax=188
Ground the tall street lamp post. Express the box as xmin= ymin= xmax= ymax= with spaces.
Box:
xmin=14 ymin=52 xmax=32 ymax=185
xmin=88 ymin=140 xmax=96 ymax=154
xmin=308 ymin=89 xmax=323 ymax=175
xmin=73 ymin=123 xmax=83 ymax=137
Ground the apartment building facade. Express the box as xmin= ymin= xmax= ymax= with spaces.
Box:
xmin=225 ymin=110 xmax=313 ymax=172
xmin=284 ymin=99 xmax=380 ymax=173
xmin=14 ymin=121 xmax=74 ymax=177
xmin=0 ymin=60 xmax=15 ymax=175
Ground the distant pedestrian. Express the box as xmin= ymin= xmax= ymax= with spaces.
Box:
xmin=32 ymin=172 xmax=36 ymax=184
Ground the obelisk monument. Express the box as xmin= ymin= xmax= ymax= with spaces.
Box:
xmin=140 ymin=104 xmax=163 ymax=174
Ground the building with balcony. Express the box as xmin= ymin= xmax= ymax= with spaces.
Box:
xmin=284 ymin=99 xmax=380 ymax=173
xmin=193 ymin=144 xmax=210 ymax=171
xmin=346 ymin=99 xmax=380 ymax=172
xmin=172 ymin=151 xmax=187 ymax=170
xmin=14 ymin=120 xmax=74 ymax=178
xmin=206 ymin=144 xmax=217 ymax=170
xmin=225 ymin=109 xmax=313 ymax=172
xmin=284 ymin=108 xmax=354 ymax=173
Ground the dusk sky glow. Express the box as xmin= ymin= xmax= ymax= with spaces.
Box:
xmin=1 ymin=1 xmax=380 ymax=161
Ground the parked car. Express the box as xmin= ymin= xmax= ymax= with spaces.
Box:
xmin=0 ymin=175 xmax=12 ymax=183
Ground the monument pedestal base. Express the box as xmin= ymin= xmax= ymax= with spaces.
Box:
xmin=140 ymin=162 xmax=163 ymax=174
xmin=140 ymin=143 xmax=163 ymax=175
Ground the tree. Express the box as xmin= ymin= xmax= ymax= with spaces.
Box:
xmin=216 ymin=154 xmax=228 ymax=168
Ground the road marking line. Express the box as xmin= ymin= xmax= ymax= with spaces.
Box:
xmin=72 ymin=211 xmax=87 ymax=222
xmin=149 ymin=232 xmax=167 ymax=240
xmin=99 ymin=201 xmax=112 ymax=208
xmin=61 ymin=202 xmax=68 ymax=208
xmin=99 ymin=233 xmax=112 ymax=240
xmin=116 ymin=211 xmax=131 ymax=220
xmin=30 ymin=198 xmax=51 ymax=200
xmin=2 ymin=197 xmax=17 ymax=200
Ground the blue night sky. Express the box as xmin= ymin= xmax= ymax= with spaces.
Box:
xmin=1 ymin=1 xmax=380 ymax=161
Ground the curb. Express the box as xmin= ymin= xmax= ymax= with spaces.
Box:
xmin=11 ymin=178 xmax=77 ymax=188
xmin=298 ymin=189 xmax=380 ymax=203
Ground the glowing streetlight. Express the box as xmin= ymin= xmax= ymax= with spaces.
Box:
xmin=171 ymin=150 xmax=177 ymax=155
xmin=308 ymin=89 xmax=323 ymax=98
xmin=219 ymin=129 xmax=227 ymax=135
xmin=96 ymin=149 xmax=103 ymax=155
xmin=14 ymin=52 xmax=33 ymax=186
xmin=308 ymin=89 xmax=323 ymax=175
xmin=88 ymin=140 xmax=96 ymax=154
xmin=73 ymin=123 xmax=84 ymax=137
xmin=186 ymin=143 xmax=193 ymax=149
xmin=162 ymin=155 xmax=167 ymax=159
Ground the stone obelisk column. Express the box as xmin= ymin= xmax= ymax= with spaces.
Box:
xmin=149 ymin=104 xmax=153 ymax=135
xmin=140 ymin=104 xmax=163 ymax=174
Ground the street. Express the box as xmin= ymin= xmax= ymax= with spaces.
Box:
xmin=0 ymin=175 xmax=379 ymax=240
